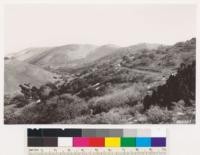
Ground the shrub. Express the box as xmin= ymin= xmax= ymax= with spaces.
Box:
xmin=128 ymin=103 xmax=144 ymax=116
xmin=11 ymin=94 xmax=88 ymax=124
xmin=134 ymin=112 xmax=148 ymax=124
xmin=10 ymin=94 xmax=29 ymax=108
xmin=51 ymin=94 xmax=89 ymax=121
xmin=4 ymin=111 xmax=19 ymax=124
xmin=170 ymin=100 xmax=195 ymax=124
xmin=69 ymin=109 xmax=128 ymax=124
xmin=78 ymin=86 xmax=104 ymax=99
xmin=91 ymin=112 xmax=125 ymax=124
xmin=4 ymin=95 xmax=12 ymax=105
xmin=146 ymin=106 xmax=172 ymax=124
xmin=89 ymin=84 xmax=144 ymax=114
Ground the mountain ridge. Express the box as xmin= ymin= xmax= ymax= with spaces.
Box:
xmin=7 ymin=43 xmax=161 ymax=69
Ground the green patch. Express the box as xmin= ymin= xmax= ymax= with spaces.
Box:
xmin=121 ymin=137 xmax=136 ymax=147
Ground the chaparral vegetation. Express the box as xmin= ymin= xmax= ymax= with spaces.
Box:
xmin=4 ymin=38 xmax=196 ymax=124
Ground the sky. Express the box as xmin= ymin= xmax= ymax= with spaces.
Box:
xmin=5 ymin=4 xmax=196 ymax=54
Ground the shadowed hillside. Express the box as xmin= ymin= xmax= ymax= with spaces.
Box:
xmin=143 ymin=61 xmax=195 ymax=109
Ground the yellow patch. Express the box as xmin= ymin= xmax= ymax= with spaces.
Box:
xmin=105 ymin=137 xmax=121 ymax=147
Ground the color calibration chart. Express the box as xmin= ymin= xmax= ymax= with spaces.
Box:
xmin=27 ymin=128 xmax=167 ymax=155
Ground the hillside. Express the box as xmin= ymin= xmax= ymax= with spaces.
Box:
xmin=4 ymin=38 xmax=196 ymax=124
xmin=8 ymin=44 xmax=110 ymax=69
xmin=60 ymin=38 xmax=195 ymax=96
xmin=86 ymin=44 xmax=120 ymax=61
xmin=4 ymin=59 xmax=58 ymax=94
xmin=7 ymin=47 xmax=52 ymax=61
xmin=8 ymin=43 xmax=161 ymax=71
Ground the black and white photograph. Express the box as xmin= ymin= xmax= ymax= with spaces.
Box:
xmin=4 ymin=4 xmax=196 ymax=124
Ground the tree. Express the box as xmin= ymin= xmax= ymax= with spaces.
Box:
xmin=11 ymin=94 xmax=29 ymax=108
xmin=143 ymin=61 xmax=195 ymax=110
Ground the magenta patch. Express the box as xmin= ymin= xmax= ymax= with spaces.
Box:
xmin=73 ymin=137 xmax=89 ymax=147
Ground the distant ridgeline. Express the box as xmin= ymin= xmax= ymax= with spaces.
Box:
xmin=143 ymin=61 xmax=195 ymax=110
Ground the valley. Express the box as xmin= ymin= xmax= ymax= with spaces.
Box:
xmin=4 ymin=38 xmax=196 ymax=124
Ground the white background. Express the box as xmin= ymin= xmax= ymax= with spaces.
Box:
xmin=0 ymin=0 xmax=200 ymax=155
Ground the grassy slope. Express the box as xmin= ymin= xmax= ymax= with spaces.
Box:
xmin=4 ymin=59 xmax=57 ymax=94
